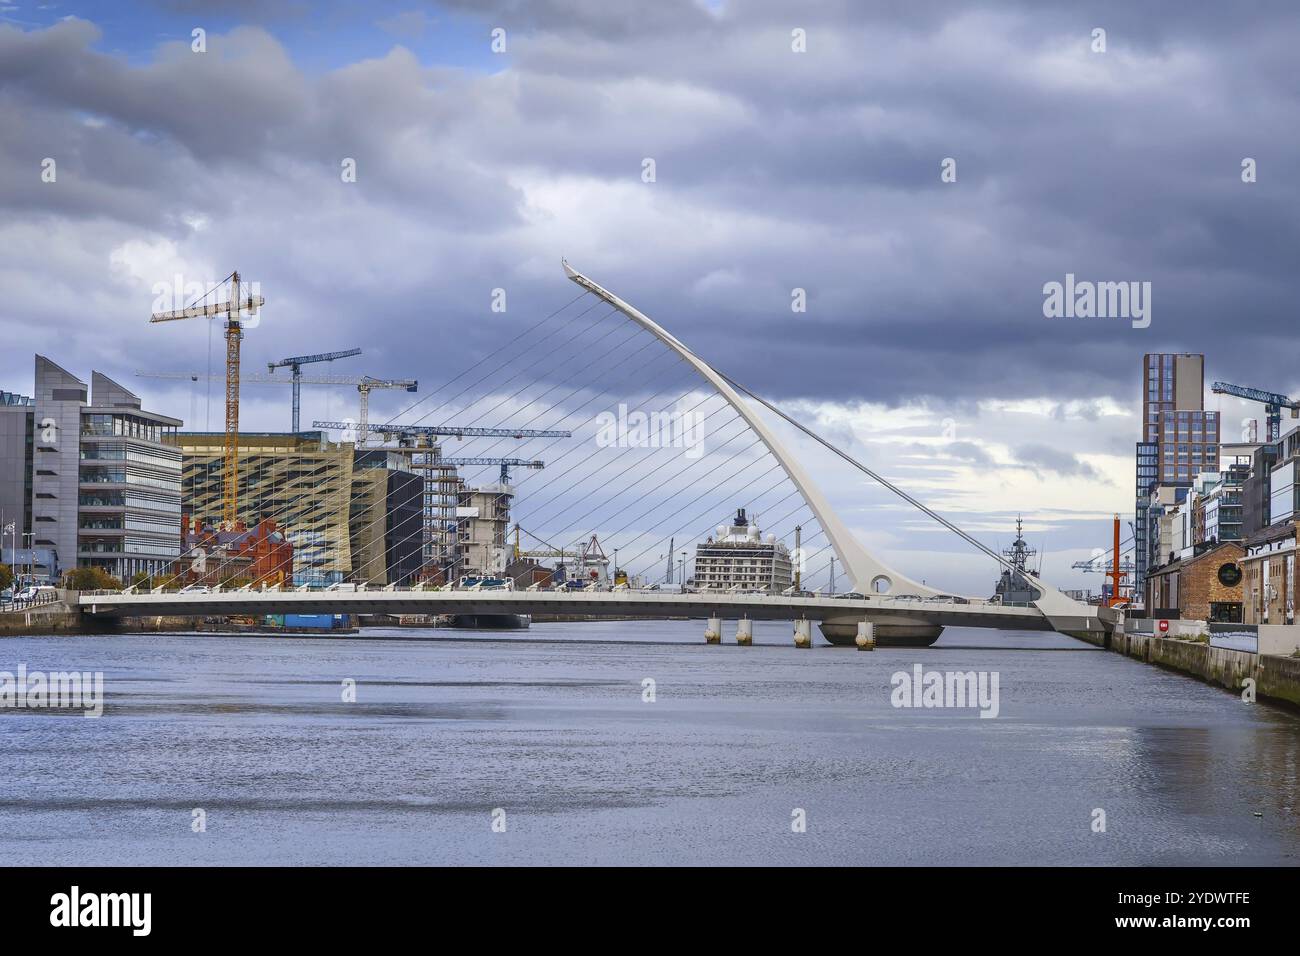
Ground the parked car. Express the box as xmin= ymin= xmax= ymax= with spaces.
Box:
xmin=833 ymin=591 xmax=868 ymax=600
xmin=923 ymin=594 xmax=970 ymax=604
xmin=0 ymin=589 xmax=12 ymax=603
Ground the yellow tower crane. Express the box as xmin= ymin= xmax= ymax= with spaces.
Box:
xmin=149 ymin=271 xmax=264 ymax=528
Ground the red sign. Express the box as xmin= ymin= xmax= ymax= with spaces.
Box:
xmin=1158 ymin=619 xmax=1170 ymax=633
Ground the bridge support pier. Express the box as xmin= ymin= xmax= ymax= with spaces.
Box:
xmin=735 ymin=617 xmax=752 ymax=646
xmin=705 ymin=615 xmax=721 ymax=644
xmin=794 ymin=619 xmax=812 ymax=648
xmin=855 ymin=621 xmax=875 ymax=651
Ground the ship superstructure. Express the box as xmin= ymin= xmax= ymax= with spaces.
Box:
xmin=993 ymin=516 xmax=1042 ymax=605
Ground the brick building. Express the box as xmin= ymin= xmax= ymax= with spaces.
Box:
xmin=1144 ymin=540 xmax=1244 ymax=623
xmin=1240 ymin=519 xmax=1296 ymax=625
xmin=174 ymin=517 xmax=293 ymax=588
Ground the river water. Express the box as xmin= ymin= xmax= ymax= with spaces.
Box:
xmin=1 ymin=622 xmax=1297 ymax=866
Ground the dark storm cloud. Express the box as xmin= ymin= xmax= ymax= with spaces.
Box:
xmin=1 ymin=1 xmax=1297 ymax=416
xmin=1014 ymin=443 xmax=1101 ymax=480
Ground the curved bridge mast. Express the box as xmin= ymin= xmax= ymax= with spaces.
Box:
xmin=561 ymin=261 xmax=1102 ymax=635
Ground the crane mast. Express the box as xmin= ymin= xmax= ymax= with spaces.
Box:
xmin=223 ymin=273 xmax=241 ymax=529
xmin=149 ymin=270 xmax=264 ymax=528
xmin=267 ymin=348 xmax=362 ymax=432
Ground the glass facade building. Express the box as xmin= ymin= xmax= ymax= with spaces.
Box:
xmin=4 ymin=358 xmax=184 ymax=582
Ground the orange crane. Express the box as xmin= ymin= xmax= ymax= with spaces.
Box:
xmin=1107 ymin=514 xmax=1125 ymax=608
xmin=1070 ymin=515 xmax=1133 ymax=606
xmin=149 ymin=271 xmax=264 ymax=528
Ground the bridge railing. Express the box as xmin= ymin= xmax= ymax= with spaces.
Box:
xmin=0 ymin=589 xmax=60 ymax=614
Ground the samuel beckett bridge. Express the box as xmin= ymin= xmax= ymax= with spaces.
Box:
xmin=79 ymin=263 xmax=1114 ymax=647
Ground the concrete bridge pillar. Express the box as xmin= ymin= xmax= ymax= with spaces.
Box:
xmin=794 ymin=619 xmax=812 ymax=648
xmin=735 ymin=617 xmax=753 ymax=646
xmin=855 ymin=620 xmax=875 ymax=651
xmin=705 ymin=615 xmax=721 ymax=644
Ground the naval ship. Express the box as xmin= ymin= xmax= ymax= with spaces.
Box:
xmin=991 ymin=516 xmax=1042 ymax=605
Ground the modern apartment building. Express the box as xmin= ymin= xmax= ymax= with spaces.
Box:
xmin=1202 ymin=462 xmax=1249 ymax=544
xmin=693 ymin=508 xmax=793 ymax=593
xmin=1141 ymin=353 xmax=1205 ymax=445
xmin=1155 ymin=408 xmax=1220 ymax=483
xmin=1243 ymin=443 xmax=1281 ymax=536
xmin=1134 ymin=353 xmax=1218 ymax=602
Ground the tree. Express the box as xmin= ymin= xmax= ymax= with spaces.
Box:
xmin=63 ymin=567 xmax=123 ymax=592
xmin=0 ymin=564 xmax=12 ymax=593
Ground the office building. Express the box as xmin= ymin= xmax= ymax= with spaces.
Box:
xmin=0 ymin=390 xmax=34 ymax=551
xmin=351 ymin=450 xmax=424 ymax=586
xmin=175 ymin=433 xmax=424 ymax=587
xmin=175 ymin=431 xmax=355 ymax=586
xmin=1 ymin=357 xmax=182 ymax=582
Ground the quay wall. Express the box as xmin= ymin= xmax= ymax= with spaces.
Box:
xmin=1107 ymin=622 xmax=1300 ymax=709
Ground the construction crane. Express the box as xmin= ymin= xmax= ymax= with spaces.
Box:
xmin=267 ymin=348 xmax=362 ymax=432
xmin=136 ymin=370 xmax=416 ymax=446
xmin=148 ymin=271 xmax=264 ymax=528
xmin=440 ymin=457 xmax=544 ymax=485
xmin=354 ymin=377 xmax=417 ymax=446
xmin=1211 ymin=381 xmax=1300 ymax=442
xmin=311 ymin=421 xmax=571 ymax=441
xmin=1071 ymin=557 xmax=1135 ymax=573
xmin=512 ymin=524 xmax=575 ymax=562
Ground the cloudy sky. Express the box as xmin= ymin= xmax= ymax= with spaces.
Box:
xmin=2 ymin=0 xmax=1297 ymax=594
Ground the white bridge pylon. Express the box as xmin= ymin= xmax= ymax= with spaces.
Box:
xmin=561 ymin=261 xmax=1097 ymax=626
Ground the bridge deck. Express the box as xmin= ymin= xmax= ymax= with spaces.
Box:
xmin=78 ymin=589 xmax=1054 ymax=630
